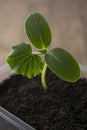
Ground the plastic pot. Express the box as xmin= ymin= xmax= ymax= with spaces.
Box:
xmin=0 ymin=64 xmax=36 ymax=130
xmin=0 ymin=63 xmax=87 ymax=130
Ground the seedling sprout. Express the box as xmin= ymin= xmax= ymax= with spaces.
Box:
xmin=7 ymin=13 xmax=80 ymax=89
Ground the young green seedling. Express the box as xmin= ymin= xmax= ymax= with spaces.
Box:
xmin=7 ymin=13 xmax=80 ymax=89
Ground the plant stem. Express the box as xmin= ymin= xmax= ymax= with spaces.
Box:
xmin=41 ymin=63 xmax=48 ymax=90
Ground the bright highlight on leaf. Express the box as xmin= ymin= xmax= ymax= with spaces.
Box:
xmin=7 ymin=42 xmax=43 ymax=78
xmin=25 ymin=13 xmax=51 ymax=49
xmin=7 ymin=13 xmax=81 ymax=89
xmin=45 ymin=48 xmax=80 ymax=82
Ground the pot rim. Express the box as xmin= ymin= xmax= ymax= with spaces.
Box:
xmin=0 ymin=63 xmax=87 ymax=82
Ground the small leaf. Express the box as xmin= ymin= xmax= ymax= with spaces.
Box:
xmin=7 ymin=42 xmax=43 ymax=78
xmin=45 ymin=48 xmax=80 ymax=82
xmin=25 ymin=13 xmax=51 ymax=49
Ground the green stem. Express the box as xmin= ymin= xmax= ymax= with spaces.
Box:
xmin=41 ymin=63 xmax=48 ymax=90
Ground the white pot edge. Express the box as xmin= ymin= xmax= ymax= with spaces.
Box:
xmin=0 ymin=63 xmax=11 ymax=83
xmin=0 ymin=63 xmax=87 ymax=83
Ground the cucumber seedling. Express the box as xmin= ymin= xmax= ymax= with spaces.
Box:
xmin=7 ymin=13 xmax=80 ymax=89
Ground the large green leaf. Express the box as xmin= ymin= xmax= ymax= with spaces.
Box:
xmin=7 ymin=42 xmax=43 ymax=78
xmin=25 ymin=13 xmax=51 ymax=49
xmin=45 ymin=48 xmax=80 ymax=82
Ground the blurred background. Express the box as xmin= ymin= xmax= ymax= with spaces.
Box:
xmin=0 ymin=0 xmax=87 ymax=66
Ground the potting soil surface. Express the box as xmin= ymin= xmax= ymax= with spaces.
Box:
xmin=0 ymin=69 xmax=87 ymax=130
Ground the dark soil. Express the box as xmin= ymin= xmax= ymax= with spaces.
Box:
xmin=0 ymin=69 xmax=87 ymax=130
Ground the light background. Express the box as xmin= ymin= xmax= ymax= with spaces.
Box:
xmin=0 ymin=0 xmax=87 ymax=66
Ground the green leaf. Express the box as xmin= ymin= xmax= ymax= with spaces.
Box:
xmin=45 ymin=48 xmax=80 ymax=82
xmin=7 ymin=42 xmax=43 ymax=78
xmin=25 ymin=13 xmax=51 ymax=49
